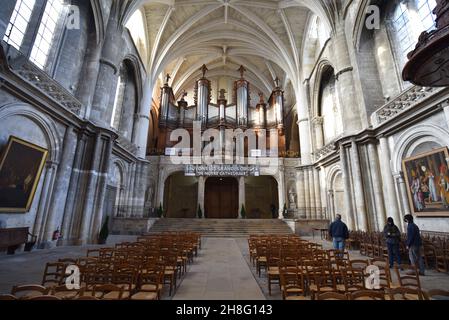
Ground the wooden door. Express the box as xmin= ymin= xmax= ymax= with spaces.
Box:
xmin=205 ymin=177 xmax=238 ymax=219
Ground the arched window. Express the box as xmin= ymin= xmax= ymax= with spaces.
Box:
xmin=390 ymin=0 xmax=437 ymax=71
xmin=319 ymin=67 xmax=342 ymax=145
xmin=30 ymin=0 xmax=66 ymax=69
xmin=111 ymin=66 xmax=127 ymax=130
xmin=3 ymin=0 xmax=67 ymax=71
xmin=3 ymin=0 xmax=36 ymax=50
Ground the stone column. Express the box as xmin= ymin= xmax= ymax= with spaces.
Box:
xmin=278 ymin=171 xmax=285 ymax=219
xmin=339 ymin=143 xmax=355 ymax=230
xmin=334 ymin=24 xmax=364 ymax=134
xmin=297 ymin=83 xmax=313 ymax=164
xmin=395 ymin=173 xmax=410 ymax=232
xmin=308 ymin=167 xmax=316 ymax=219
xmin=126 ymin=162 xmax=136 ymax=217
xmin=198 ymin=176 xmax=205 ymax=219
xmin=78 ymin=134 xmax=102 ymax=244
xmin=367 ymin=142 xmax=386 ymax=230
xmin=33 ymin=161 xmax=58 ymax=244
xmin=296 ymin=169 xmax=306 ymax=218
xmin=89 ymin=9 xmax=121 ymax=127
xmin=303 ymin=167 xmax=311 ymax=219
xmin=43 ymin=127 xmax=78 ymax=244
xmin=378 ymin=136 xmax=401 ymax=230
xmin=135 ymin=76 xmax=153 ymax=158
xmin=61 ymin=133 xmax=87 ymax=244
xmin=327 ymin=190 xmax=335 ymax=221
xmin=350 ymin=139 xmax=368 ymax=231
xmin=313 ymin=168 xmax=322 ymax=219
xmin=90 ymin=137 xmax=114 ymax=240
xmin=312 ymin=116 xmax=325 ymax=150
xmin=239 ymin=176 xmax=246 ymax=219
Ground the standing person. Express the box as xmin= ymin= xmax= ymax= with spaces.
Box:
xmin=383 ymin=217 xmax=401 ymax=268
xmin=404 ymin=214 xmax=425 ymax=276
xmin=270 ymin=204 xmax=278 ymax=219
xmin=328 ymin=214 xmax=349 ymax=253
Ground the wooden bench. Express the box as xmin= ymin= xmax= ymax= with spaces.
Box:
xmin=0 ymin=227 xmax=36 ymax=254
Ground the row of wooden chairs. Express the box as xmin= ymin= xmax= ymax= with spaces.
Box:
xmin=7 ymin=232 xmax=202 ymax=300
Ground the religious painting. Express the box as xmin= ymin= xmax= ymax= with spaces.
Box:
xmin=402 ymin=147 xmax=449 ymax=217
xmin=0 ymin=136 xmax=48 ymax=213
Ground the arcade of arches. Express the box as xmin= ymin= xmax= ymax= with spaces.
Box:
xmin=1 ymin=0 xmax=449 ymax=301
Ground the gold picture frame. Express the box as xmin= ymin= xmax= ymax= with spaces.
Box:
xmin=0 ymin=136 xmax=48 ymax=213
xmin=402 ymin=147 xmax=449 ymax=217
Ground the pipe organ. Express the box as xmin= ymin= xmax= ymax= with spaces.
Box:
xmin=157 ymin=64 xmax=286 ymax=154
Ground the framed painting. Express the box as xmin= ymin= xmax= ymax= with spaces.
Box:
xmin=0 ymin=136 xmax=48 ymax=213
xmin=402 ymin=147 xmax=449 ymax=217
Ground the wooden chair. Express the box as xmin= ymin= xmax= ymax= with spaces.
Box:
xmin=394 ymin=264 xmax=422 ymax=291
xmin=11 ymin=284 xmax=49 ymax=299
xmin=423 ymin=289 xmax=449 ymax=300
xmin=42 ymin=262 xmax=66 ymax=286
xmin=112 ymin=265 xmax=138 ymax=299
xmin=131 ymin=270 xmax=162 ymax=300
xmin=369 ymin=258 xmax=392 ymax=289
xmin=49 ymin=284 xmax=84 ymax=300
xmin=349 ymin=290 xmax=385 ymax=300
xmin=28 ymin=295 xmax=61 ymax=300
xmin=267 ymin=250 xmax=281 ymax=296
xmin=255 ymin=245 xmax=268 ymax=277
xmin=316 ymin=292 xmax=348 ymax=300
xmin=387 ymin=287 xmax=425 ymax=300
xmin=89 ymin=284 xmax=124 ymax=300
xmin=279 ymin=264 xmax=306 ymax=300
xmin=337 ymin=267 xmax=365 ymax=293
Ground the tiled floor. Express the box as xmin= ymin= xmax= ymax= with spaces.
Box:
xmin=173 ymin=238 xmax=265 ymax=300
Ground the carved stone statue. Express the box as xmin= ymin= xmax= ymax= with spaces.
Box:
xmin=288 ymin=188 xmax=297 ymax=209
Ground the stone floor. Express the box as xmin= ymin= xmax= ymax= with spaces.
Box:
xmin=1 ymin=235 xmax=449 ymax=300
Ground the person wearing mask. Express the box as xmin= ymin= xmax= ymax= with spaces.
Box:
xmin=328 ymin=214 xmax=349 ymax=252
xmin=404 ymin=214 xmax=425 ymax=276
xmin=383 ymin=217 xmax=401 ymax=268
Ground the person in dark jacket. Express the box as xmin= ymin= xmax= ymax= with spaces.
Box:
xmin=383 ymin=217 xmax=401 ymax=268
xmin=404 ymin=214 xmax=425 ymax=276
xmin=328 ymin=214 xmax=349 ymax=252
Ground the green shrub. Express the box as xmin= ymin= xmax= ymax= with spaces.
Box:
xmin=240 ymin=204 xmax=246 ymax=219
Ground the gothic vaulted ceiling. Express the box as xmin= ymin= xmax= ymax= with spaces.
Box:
xmin=123 ymin=0 xmax=337 ymax=106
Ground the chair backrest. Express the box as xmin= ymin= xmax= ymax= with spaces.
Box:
xmin=11 ymin=284 xmax=49 ymax=299
xmin=387 ymin=287 xmax=425 ymax=300
xmin=349 ymin=290 xmax=385 ymax=300
xmin=0 ymin=294 xmax=17 ymax=300
xmin=91 ymin=284 xmax=124 ymax=300
xmin=28 ymin=295 xmax=61 ymax=300
xmin=424 ymin=289 xmax=449 ymax=300
xmin=42 ymin=262 xmax=66 ymax=286
xmin=316 ymin=292 xmax=348 ymax=300
xmin=394 ymin=265 xmax=421 ymax=290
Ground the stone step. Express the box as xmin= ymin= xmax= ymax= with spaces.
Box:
xmin=147 ymin=218 xmax=293 ymax=237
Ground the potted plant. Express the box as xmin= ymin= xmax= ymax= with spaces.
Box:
xmin=98 ymin=216 xmax=109 ymax=245
xmin=197 ymin=205 xmax=203 ymax=219
xmin=240 ymin=204 xmax=246 ymax=219
xmin=157 ymin=203 xmax=165 ymax=218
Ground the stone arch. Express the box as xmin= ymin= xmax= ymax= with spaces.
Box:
xmin=0 ymin=103 xmax=61 ymax=162
xmin=311 ymin=60 xmax=336 ymax=120
xmin=326 ymin=165 xmax=345 ymax=222
xmin=391 ymin=124 xmax=449 ymax=174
